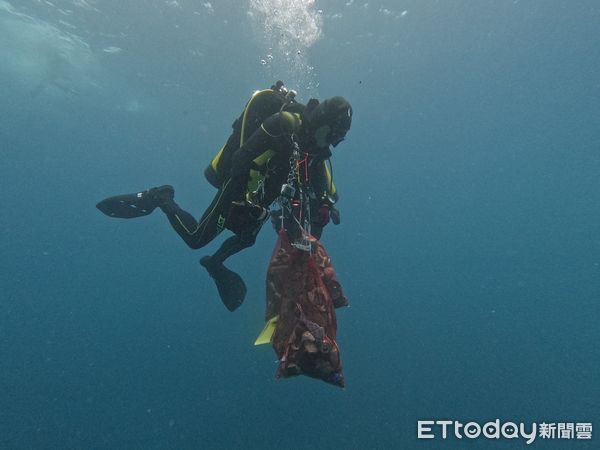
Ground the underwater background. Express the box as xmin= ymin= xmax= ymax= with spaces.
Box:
xmin=1 ymin=0 xmax=598 ymax=448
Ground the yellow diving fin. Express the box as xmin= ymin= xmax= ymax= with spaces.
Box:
xmin=254 ymin=315 xmax=279 ymax=345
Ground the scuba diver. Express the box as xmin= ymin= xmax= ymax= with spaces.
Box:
xmin=97 ymin=81 xmax=352 ymax=312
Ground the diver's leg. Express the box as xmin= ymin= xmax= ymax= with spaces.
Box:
xmin=199 ymin=221 xmax=264 ymax=312
xmin=159 ymin=179 xmax=240 ymax=249
xmin=97 ymin=183 xmax=234 ymax=250
xmin=203 ymin=229 xmax=258 ymax=265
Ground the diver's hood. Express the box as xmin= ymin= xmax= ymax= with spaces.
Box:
xmin=305 ymin=96 xmax=353 ymax=148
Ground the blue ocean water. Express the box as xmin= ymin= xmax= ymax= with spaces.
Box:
xmin=1 ymin=0 xmax=599 ymax=448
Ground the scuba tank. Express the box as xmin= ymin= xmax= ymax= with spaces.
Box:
xmin=204 ymin=81 xmax=298 ymax=189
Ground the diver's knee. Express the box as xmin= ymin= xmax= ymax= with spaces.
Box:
xmin=186 ymin=236 xmax=211 ymax=250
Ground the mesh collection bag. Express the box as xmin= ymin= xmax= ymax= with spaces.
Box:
xmin=262 ymin=230 xmax=348 ymax=387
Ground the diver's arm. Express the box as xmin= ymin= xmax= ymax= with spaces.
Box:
xmin=310 ymin=159 xmax=341 ymax=226
xmin=311 ymin=160 xmax=330 ymax=203
xmin=311 ymin=158 xmax=339 ymax=204
xmin=230 ymin=112 xmax=301 ymax=176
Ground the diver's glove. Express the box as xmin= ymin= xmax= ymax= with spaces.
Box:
xmin=312 ymin=197 xmax=341 ymax=227
xmin=313 ymin=204 xmax=331 ymax=227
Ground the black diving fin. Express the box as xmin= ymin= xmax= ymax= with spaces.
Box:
xmin=200 ymin=256 xmax=247 ymax=312
xmin=96 ymin=185 xmax=173 ymax=219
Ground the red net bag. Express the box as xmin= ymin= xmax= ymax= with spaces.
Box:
xmin=262 ymin=230 xmax=348 ymax=387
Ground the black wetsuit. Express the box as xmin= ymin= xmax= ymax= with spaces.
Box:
xmin=159 ymin=111 xmax=335 ymax=264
